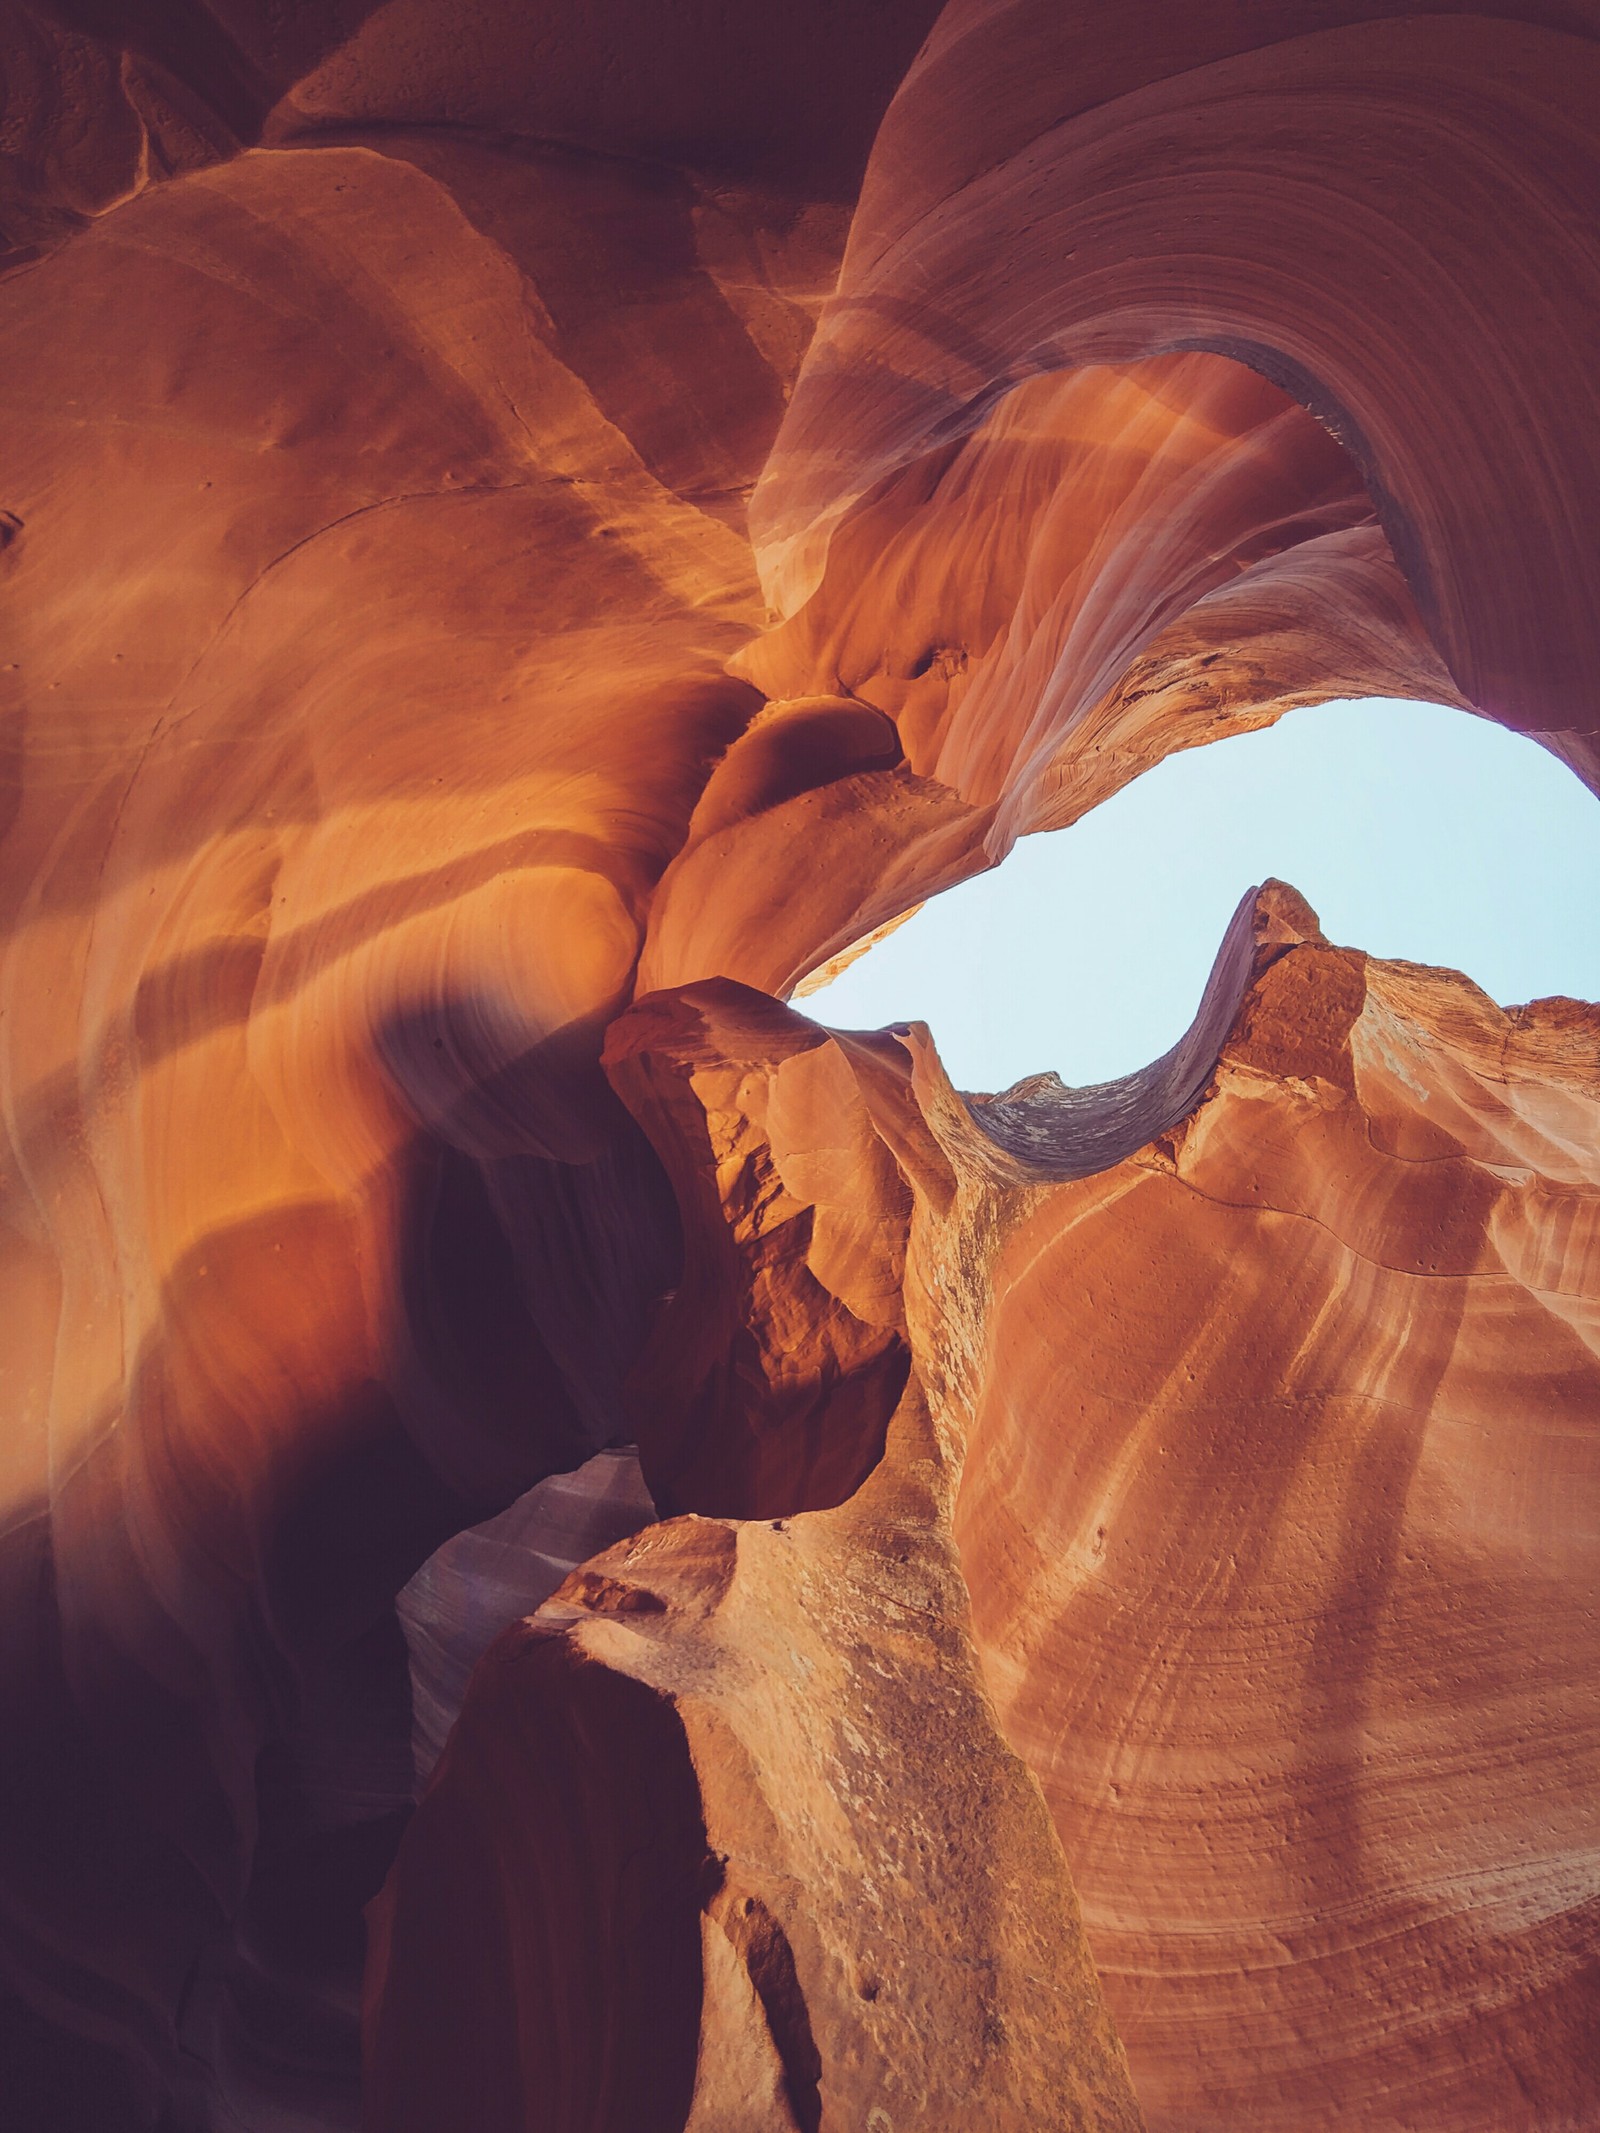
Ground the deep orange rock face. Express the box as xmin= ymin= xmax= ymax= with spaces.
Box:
xmin=940 ymin=905 xmax=1600 ymax=2129
xmin=1 ymin=5 xmax=1596 ymax=2130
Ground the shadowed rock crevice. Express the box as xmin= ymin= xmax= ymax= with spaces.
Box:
xmin=703 ymin=1873 xmax=823 ymax=2133
xmin=363 ymin=1643 xmax=710 ymax=2133
xmin=398 ymin=1448 xmax=658 ymax=1788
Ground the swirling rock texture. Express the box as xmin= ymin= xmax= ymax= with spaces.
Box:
xmin=1 ymin=4 xmax=1597 ymax=2130
xmin=941 ymin=888 xmax=1600 ymax=2131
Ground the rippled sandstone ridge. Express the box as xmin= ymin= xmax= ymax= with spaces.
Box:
xmin=1 ymin=4 xmax=1597 ymax=2130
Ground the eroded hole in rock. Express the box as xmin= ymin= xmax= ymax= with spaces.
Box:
xmin=801 ymin=696 xmax=1600 ymax=1091
xmin=398 ymin=1447 xmax=658 ymax=1791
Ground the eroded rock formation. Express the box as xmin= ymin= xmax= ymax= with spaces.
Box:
xmin=372 ymin=888 xmax=1600 ymax=2130
xmin=368 ymin=1398 xmax=1142 ymax=2133
xmin=1 ymin=3 xmax=1596 ymax=2129
xmin=944 ymin=892 xmax=1600 ymax=2130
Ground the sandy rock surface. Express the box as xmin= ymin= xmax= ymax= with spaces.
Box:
xmin=1 ymin=4 xmax=1596 ymax=2127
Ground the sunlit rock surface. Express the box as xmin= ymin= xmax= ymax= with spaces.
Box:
xmin=1 ymin=2 xmax=1597 ymax=2127
xmin=939 ymin=889 xmax=1600 ymax=2130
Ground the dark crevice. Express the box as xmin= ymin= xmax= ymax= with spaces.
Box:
xmin=705 ymin=1872 xmax=823 ymax=2133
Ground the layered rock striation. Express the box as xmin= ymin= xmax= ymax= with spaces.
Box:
xmin=1 ymin=3 xmax=1597 ymax=2128
xmin=751 ymin=0 xmax=1600 ymax=763
xmin=943 ymin=893 xmax=1600 ymax=2129
xmin=372 ymin=886 xmax=1600 ymax=2130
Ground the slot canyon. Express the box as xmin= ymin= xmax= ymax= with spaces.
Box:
xmin=0 ymin=3 xmax=1597 ymax=2128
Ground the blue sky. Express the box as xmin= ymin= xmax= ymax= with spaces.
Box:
xmin=801 ymin=698 xmax=1600 ymax=1092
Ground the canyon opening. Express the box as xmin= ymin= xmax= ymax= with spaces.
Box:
xmin=1 ymin=6 xmax=1597 ymax=2132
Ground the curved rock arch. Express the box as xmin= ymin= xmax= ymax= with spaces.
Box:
xmin=0 ymin=5 xmax=1595 ymax=2129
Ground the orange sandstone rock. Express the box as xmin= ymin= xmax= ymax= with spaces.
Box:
xmin=1 ymin=3 xmax=1598 ymax=2127
xmin=0 ymin=99 xmax=797 ymax=2133
xmin=368 ymin=885 xmax=1600 ymax=2130
xmin=367 ymin=1392 xmax=1144 ymax=2133
xmin=754 ymin=2 xmax=1600 ymax=763
xmin=920 ymin=894 xmax=1600 ymax=2131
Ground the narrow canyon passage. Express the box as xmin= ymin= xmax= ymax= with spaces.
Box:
xmin=1 ymin=4 xmax=1597 ymax=2130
